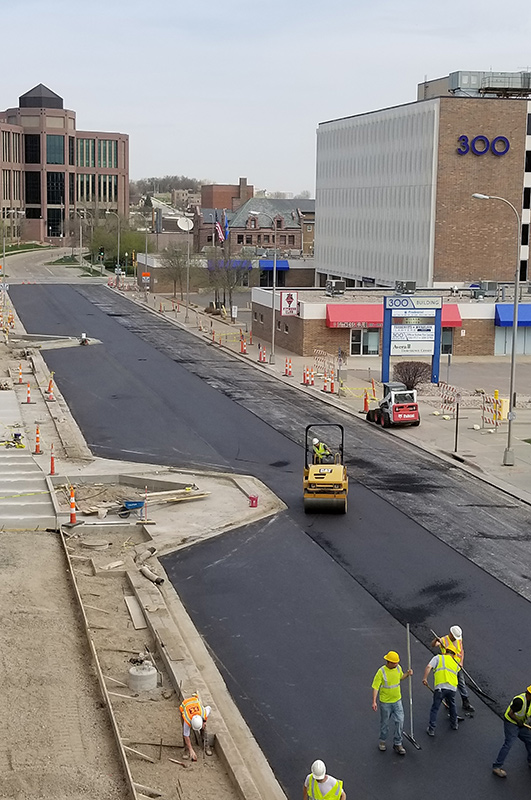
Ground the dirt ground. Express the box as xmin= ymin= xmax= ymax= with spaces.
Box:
xmin=0 ymin=531 xmax=127 ymax=800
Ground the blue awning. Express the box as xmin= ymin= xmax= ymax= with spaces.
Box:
xmin=495 ymin=304 xmax=531 ymax=326
xmin=259 ymin=259 xmax=289 ymax=271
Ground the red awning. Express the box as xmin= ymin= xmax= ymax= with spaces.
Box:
xmin=325 ymin=303 xmax=462 ymax=328
xmin=326 ymin=304 xmax=383 ymax=328
xmin=441 ymin=305 xmax=462 ymax=327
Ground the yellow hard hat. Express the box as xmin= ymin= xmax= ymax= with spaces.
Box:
xmin=526 ymin=685 xmax=531 ymax=694
xmin=384 ymin=651 xmax=400 ymax=663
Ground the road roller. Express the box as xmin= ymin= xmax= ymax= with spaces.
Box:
xmin=303 ymin=423 xmax=348 ymax=514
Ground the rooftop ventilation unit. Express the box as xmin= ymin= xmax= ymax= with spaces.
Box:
xmin=325 ymin=279 xmax=346 ymax=296
xmin=395 ymin=280 xmax=416 ymax=294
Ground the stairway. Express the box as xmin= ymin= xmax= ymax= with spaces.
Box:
xmin=0 ymin=450 xmax=56 ymax=530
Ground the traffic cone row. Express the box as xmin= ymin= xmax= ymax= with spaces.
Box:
xmin=322 ymin=368 xmax=336 ymax=394
xmin=258 ymin=346 xmax=267 ymax=363
xmin=284 ymin=358 xmax=292 ymax=377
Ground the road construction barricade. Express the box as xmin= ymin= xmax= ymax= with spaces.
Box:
xmin=439 ymin=381 xmax=458 ymax=418
xmin=482 ymin=391 xmax=501 ymax=428
xmin=313 ymin=348 xmax=342 ymax=378
xmin=337 ymin=384 xmax=378 ymax=400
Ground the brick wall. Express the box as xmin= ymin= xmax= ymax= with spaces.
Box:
xmin=251 ymin=304 xmax=349 ymax=356
xmin=452 ymin=319 xmax=494 ymax=356
xmin=434 ymin=98 xmax=527 ymax=283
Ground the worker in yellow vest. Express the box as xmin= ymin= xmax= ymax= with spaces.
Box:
xmin=179 ymin=693 xmax=212 ymax=761
xmin=431 ymin=625 xmax=474 ymax=712
xmin=303 ymin=759 xmax=346 ymax=800
xmin=371 ymin=650 xmax=413 ymax=755
xmin=492 ymin=686 xmax=531 ymax=777
xmin=423 ymin=653 xmax=459 ymax=735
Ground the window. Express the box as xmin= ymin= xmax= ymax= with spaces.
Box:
xmin=520 ymin=260 xmax=528 ymax=281
xmin=522 ymin=224 xmax=529 ymax=246
xmin=12 ymin=133 xmax=21 ymax=163
xmin=68 ymin=137 xmax=75 ymax=166
xmin=12 ymin=170 xmax=21 ymax=201
xmin=528 ymin=115 xmax=531 ymax=136
xmin=69 ymin=173 xmax=75 ymax=204
xmin=98 ymin=139 xmax=118 ymax=168
xmin=441 ymin=328 xmax=453 ymax=355
xmin=76 ymin=138 xmax=95 ymax=167
xmin=25 ymin=207 xmax=41 ymax=219
xmin=276 ymin=218 xmax=282 ymax=229
xmin=47 ymin=172 xmax=64 ymax=205
xmin=246 ymin=235 xmax=252 ymax=244
xmin=524 ymin=187 xmax=531 ymax=210
xmin=306 ymin=225 xmax=312 ymax=231
xmin=253 ymin=311 xmax=257 ymax=321
xmin=280 ymin=235 xmax=286 ymax=245
xmin=2 ymin=131 xmax=10 ymax=162
xmin=46 ymin=135 xmax=64 ymax=164
xmin=284 ymin=323 xmax=289 ymax=333
xmin=288 ymin=235 xmax=295 ymax=245
xmin=526 ymin=151 xmax=531 ymax=172
xmin=237 ymin=234 xmax=244 ymax=244
xmin=47 ymin=207 xmax=63 ymax=237
xmin=257 ymin=234 xmax=261 ymax=244
xmin=264 ymin=235 xmax=270 ymax=244
xmin=250 ymin=218 xmax=256 ymax=228
xmin=24 ymin=134 xmax=40 ymax=164
xmin=25 ymin=171 xmax=41 ymax=204
xmin=2 ymin=170 xmax=10 ymax=200
xmin=276 ymin=320 xmax=281 ymax=330
xmin=259 ymin=314 xmax=264 ymax=323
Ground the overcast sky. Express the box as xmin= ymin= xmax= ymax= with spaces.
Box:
xmin=2 ymin=0 xmax=531 ymax=194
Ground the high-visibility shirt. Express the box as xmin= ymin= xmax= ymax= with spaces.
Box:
xmin=440 ymin=635 xmax=464 ymax=666
xmin=313 ymin=442 xmax=330 ymax=459
xmin=179 ymin=694 xmax=205 ymax=726
xmin=505 ymin=693 xmax=531 ymax=725
xmin=307 ymin=775 xmax=344 ymax=800
xmin=433 ymin=654 xmax=459 ymax=689
xmin=372 ymin=664 xmax=404 ymax=703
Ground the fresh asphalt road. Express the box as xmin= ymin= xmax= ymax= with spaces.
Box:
xmin=10 ymin=284 xmax=531 ymax=798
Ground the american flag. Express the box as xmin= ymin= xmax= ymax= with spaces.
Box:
xmin=215 ymin=212 xmax=225 ymax=242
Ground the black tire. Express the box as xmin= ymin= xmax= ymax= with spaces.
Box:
xmin=380 ymin=412 xmax=389 ymax=428
xmin=118 ymin=508 xmax=131 ymax=518
xmin=411 ymin=419 xmax=420 ymax=427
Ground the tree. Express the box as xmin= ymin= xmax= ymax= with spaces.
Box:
xmin=206 ymin=249 xmax=253 ymax=310
xmin=294 ymin=190 xmax=312 ymax=199
xmin=393 ymin=361 xmax=432 ymax=390
xmin=160 ymin=242 xmax=190 ymax=299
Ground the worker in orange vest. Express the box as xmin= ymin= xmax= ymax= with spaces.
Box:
xmin=179 ymin=693 xmax=212 ymax=761
xmin=431 ymin=625 xmax=474 ymax=712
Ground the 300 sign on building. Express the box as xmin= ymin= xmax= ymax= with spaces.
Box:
xmin=457 ymin=135 xmax=510 ymax=156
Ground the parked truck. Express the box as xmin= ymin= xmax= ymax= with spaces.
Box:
xmin=366 ymin=382 xmax=420 ymax=428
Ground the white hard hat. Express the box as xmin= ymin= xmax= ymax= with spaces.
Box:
xmin=191 ymin=714 xmax=203 ymax=731
xmin=311 ymin=760 xmax=326 ymax=780
xmin=450 ymin=625 xmax=462 ymax=640
xmin=312 ymin=437 xmax=319 ymax=445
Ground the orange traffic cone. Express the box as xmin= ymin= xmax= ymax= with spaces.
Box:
xmin=33 ymin=425 xmax=42 ymax=455
xmin=18 ymin=363 xmax=22 ymax=384
xmin=49 ymin=444 xmax=55 ymax=476
xmin=363 ymin=390 xmax=369 ymax=413
xmin=69 ymin=486 xmax=77 ymax=525
xmin=26 ymin=383 xmax=31 ymax=404
xmin=47 ymin=372 xmax=54 ymax=395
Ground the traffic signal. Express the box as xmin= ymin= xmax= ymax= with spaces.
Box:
xmin=99 ymin=246 xmax=105 ymax=260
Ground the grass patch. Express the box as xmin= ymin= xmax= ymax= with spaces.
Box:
xmin=4 ymin=243 xmax=55 ymax=254
xmin=524 ymin=439 xmax=531 ymax=445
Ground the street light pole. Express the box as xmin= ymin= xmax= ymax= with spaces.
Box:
xmin=472 ymin=193 xmax=521 ymax=465
xmin=248 ymin=209 xmax=278 ymax=363
xmin=106 ymin=210 xmax=121 ymax=288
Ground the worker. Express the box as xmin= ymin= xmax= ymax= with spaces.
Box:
xmin=179 ymin=693 xmax=212 ymax=761
xmin=312 ymin=437 xmax=332 ymax=463
xmin=431 ymin=625 xmax=474 ymax=712
xmin=423 ymin=652 xmax=460 ymax=735
xmin=303 ymin=759 xmax=346 ymax=800
xmin=371 ymin=650 xmax=413 ymax=755
xmin=492 ymin=686 xmax=531 ymax=777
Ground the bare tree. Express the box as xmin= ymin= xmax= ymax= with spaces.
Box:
xmin=160 ymin=242 xmax=189 ymax=299
xmin=206 ymin=249 xmax=253 ymax=310
xmin=393 ymin=361 xmax=432 ymax=390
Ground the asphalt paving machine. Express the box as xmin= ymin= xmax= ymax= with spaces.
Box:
xmin=303 ymin=423 xmax=348 ymax=514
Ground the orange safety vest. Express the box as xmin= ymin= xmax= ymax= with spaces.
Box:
xmin=440 ymin=635 xmax=463 ymax=666
xmin=179 ymin=694 xmax=205 ymax=726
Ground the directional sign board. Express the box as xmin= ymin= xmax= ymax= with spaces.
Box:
xmin=382 ymin=295 xmax=443 ymax=383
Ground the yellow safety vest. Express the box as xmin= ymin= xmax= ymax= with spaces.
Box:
xmin=433 ymin=654 xmax=459 ymax=689
xmin=307 ymin=775 xmax=344 ymax=800
xmin=375 ymin=664 xmax=403 ymax=703
xmin=179 ymin=694 xmax=205 ymax=726
xmin=505 ymin=693 xmax=531 ymax=725
xmin=440 ymin=635 xmax=463 ymax=666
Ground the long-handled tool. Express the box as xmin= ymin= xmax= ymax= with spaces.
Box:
xmin=403 ymin=623 xmax=421 ymax=750
xmin=423 ymin=682 xmax=464 ymax=722
xmin=429 ymin=628 xmax=497 ymax=703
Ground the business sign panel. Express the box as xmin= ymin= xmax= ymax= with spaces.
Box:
xmin=280 ymin=291 xmax=298 ymax=316
xmin=392 ymin=309 xmax=436 ymax=318
xmin=385 ymin=296 xmax=442 ymax=311
xmin=392 ymin=324 xmax=435 ymax=342
xmin=141 ymin=272 xmax=151 ymax=284
xmin=390 ymin=340 xmax=435 ymax=356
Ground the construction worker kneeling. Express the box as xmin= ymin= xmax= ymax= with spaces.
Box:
xmin=179 ymin=693 xmax=213 ymax=761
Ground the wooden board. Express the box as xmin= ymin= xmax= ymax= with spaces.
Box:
xmin=124 ymin=595 xmax=147 ymax=630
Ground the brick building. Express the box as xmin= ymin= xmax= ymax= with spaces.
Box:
xmin=0 ymin=84 xmax=128 ymax=243
xmin=251 ymin=286 xmax=531 ymax=358
xmin=312 ymin=70 xmax=531 ymax=357
xmin=200 ymin=177 xmax=254 ymax=212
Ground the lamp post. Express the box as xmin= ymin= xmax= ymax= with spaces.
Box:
xmin=472 ymin=192 xmax=521 ymax=466
xmin=74 ymin=210 xmax=85 ymax=270
xmin=106 ymin=210 xmax=121 ymax=288
xmin=248 ymin=209 xmax=278 ymax=363
xmin=178 ymin=217 xmax=194 ymax=322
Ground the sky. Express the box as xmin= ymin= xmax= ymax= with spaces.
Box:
xmin=2 ymin=0 xmax=531 ymax=195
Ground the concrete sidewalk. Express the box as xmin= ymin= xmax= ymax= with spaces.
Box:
xmin=141 ymin=290 xmax=531 ymax=506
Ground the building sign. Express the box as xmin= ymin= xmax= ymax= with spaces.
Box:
xmin=456 ymin=135 xmax=510 ymax=157
xmin=141 ymin=272 xmax=151 ymax=284
xmin=391 ymin=340 xmax=435 ymax=356
xmin=392 ymin=324 xmax=435 ymax=341
xmin=334 ymin=321 xmax=383 ymax=329
xmin=385 ymin=296 xmax=442 ymax=310
xmin=280 ymin=291 xmax=298 ymax=316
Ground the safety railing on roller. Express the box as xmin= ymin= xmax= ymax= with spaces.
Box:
xmin=482 ymin=392 xmax=501 ymax=429
xmin=439 ymin=381 xmax=459 ymax=418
